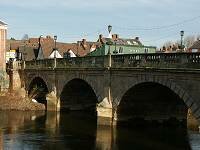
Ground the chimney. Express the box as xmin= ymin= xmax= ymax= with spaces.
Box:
xmin=82 ymin=39 xmax=86 ymax=45
xmin=112 ymin=34 xmax=119 ymax=40
xmin=46 ymin=35 xmax=52 ymax=39
xmin=135 ymin=37 xmax=139 ymax=41
xmin=99 ymin=34 xmax=103 ymax=40
xmin=82 ymin=39 xmax=87 ymax=49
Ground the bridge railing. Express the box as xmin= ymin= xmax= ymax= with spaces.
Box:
xmin=24 ymin=53 xmax=200 ymax=70
xmin=56 ymin=56 xmax=106 ymax=68
xmin=24 ymin=56 xmax=106 ymax=69
xmin=6 ymin=61 xmax=22 ymax=70
xmin=111 ymin=53 xmax=200 ymax=69
xmin=25 ymin=59 xmax=55 ymax=69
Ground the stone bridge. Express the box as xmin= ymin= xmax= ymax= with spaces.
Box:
xmin=8 ymin=53 xmax=200 ymax=125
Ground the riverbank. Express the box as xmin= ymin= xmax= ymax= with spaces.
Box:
xmin=0 ymin=89 xmax=45 ymax=111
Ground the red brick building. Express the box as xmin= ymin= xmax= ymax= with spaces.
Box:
xmin=0 ymin=20 xmax=7 ymax=70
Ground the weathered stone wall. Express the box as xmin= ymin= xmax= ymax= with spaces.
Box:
xmin=0 ymin=70 xmax=9 ymax=91
xmin=23 ymin=67 xmax=200 ymax=124
xmin=110 ymin=69 xmax=200 ymax=122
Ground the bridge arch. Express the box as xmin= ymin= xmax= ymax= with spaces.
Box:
xmin=114 ymin=76 xmax=199 ymax=125
xmin=28 ymin=77 xmax=49 ymax=106
xmin=60 ymin=78 xmax=98 ymax=112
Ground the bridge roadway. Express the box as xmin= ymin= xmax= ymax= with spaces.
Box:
xmin=8 ymin=52 xmax=200 ymax=125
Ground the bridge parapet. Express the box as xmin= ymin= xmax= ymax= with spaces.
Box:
xmin=24 ymin=56 xmax=108 ymax=69
xmin=21 ymin=52 xmax=200 ymax=70
xmin=25 ymin=59 xmax=55 ymax=69
xmin=111 ymin=53 xmax=200 ymax=69
xmin=7 ymin=61 xmax=22 ymax=70
xmin=56 ymin=56 xmax=106 ymax=68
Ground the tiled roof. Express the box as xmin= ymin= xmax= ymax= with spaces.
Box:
xmin=7 ymin=37 xmax=97 ymax=60
xmin=189 ymin=40 xmax=200 ymax=49
xmin=6 ymin=40 xmax=25 ymax=51
xmin=99 ymin=36 xmax=142 ymax=46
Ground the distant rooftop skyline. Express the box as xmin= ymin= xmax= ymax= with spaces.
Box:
xmin=1 ymin=0 xmax=200 ymax=47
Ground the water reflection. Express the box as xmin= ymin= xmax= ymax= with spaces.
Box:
xmin=0 ymin=111 xmax=197 ymax=150
xmin=0 ymin=129 xmax=3 ymax=150
xmin=116 ymin=126 xmax=191 ymax=150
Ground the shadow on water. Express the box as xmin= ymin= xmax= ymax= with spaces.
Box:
xmin=0 ymin=111 xmax=196 ymax=150
xmin=115 ymin=125 xmax=192 ymax=150
xmin=42 ymin=111 xmax=97 ymax=150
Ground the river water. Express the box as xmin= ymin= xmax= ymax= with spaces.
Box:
xmin=0 ymin=111 xmax=199 ymax=150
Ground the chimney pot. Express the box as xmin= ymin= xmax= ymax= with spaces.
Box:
xmin=135 ymin=37 xmax=139 ymax=41
xmin=112 ymin=34 xmax=119 ymax=40
xmin=82 ymin=39 xmax=86 ymax=44
xmin=99 ymin=34 xmax=103 ymax=39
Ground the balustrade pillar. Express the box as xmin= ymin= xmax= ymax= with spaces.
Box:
xmin=54 ymin=58 xmax=57 ymax=69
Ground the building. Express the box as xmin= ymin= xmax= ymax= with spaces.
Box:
xmin=88 ymin=34 xmax=156 ymax=56
xmin=188 ymin=39 xmax=200 ymax=52
xmin=0 ymin=20 xmax=7 ymax=70
xmin=7 ymin=36 xmax=98 ymax=61
xmin=0 ymin=20 xmax=8 ymax=90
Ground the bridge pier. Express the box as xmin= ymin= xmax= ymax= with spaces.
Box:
xmin=7 ymin=62 xmax=24 ymax=92
xmin=96 ymin=95 xmax=116 ymax=126
xmin=46 ymin=86 xmax=60 ymax=111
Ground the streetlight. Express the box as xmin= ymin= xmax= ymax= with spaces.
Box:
xmin=108 ymin=25 xmax=112 ymax=34
xmin=54 ymin=35 xmax=57 ymax=58
xmin=107 ymin=25 xmax=113 ymax=55
xmin=180 ymin=30 xmax=184 ymax=51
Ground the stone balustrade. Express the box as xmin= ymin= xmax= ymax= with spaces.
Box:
xmin=20 ymin=53 xmax=200 ymax=70
xmin=7 ymin=61 xmax=22 ymax=70
xmin=111 ymin=53 xmax=200 ymax=69
xmin=25 ymin=59 xmax=55 ymax=69
xmin=56 ymin=56 xmax=106 ymax=69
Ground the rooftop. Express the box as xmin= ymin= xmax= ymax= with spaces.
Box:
xmin=98 ymin=34 xmax=143 ymax=46
xmin=189 ymin=39 xmax=200 ymax=49
xmin=0 ymin=20 xmax=7 ymax=26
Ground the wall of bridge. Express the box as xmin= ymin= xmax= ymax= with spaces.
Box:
xmin=22 ymin=67 xmax=200 ymax=124
xmin=11 ymin=53 xmax=200 ymax=125
xmin=110 ymin=69 xmax=200 ymax=122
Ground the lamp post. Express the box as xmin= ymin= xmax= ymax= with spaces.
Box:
xmin=107 ymin=25 xmax=112 ymax=55
xmin=108 ymin=25 xmax=112 ymax=35
xmin=180 ymin=30 xmax=184 ymax=51
xmin=53 ymin=35 xmax=57 ymax=68
xmin=54 ymin=35 xmax=57 ymax=58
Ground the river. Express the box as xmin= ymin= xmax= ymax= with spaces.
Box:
xmin=0 ymin=111 xmax=199 ymax=150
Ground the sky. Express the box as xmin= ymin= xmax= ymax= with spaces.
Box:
xmin=1 ymin=0 xmax=200 ymax=47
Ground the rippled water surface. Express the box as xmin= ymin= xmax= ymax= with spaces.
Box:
xmin=0 ymin=111 xmax=199 ymax=150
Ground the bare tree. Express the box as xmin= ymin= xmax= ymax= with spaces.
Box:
xmin=22 ymin=34 xmax=29 ymax=41
xmin=161 ymin=34 xmax=198 ymax=51
xmin=184 ymin=35 xmax=196 ymax=49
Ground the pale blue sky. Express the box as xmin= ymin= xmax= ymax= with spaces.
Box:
xmin=1 ymin=0 xmax=200 ymax=47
